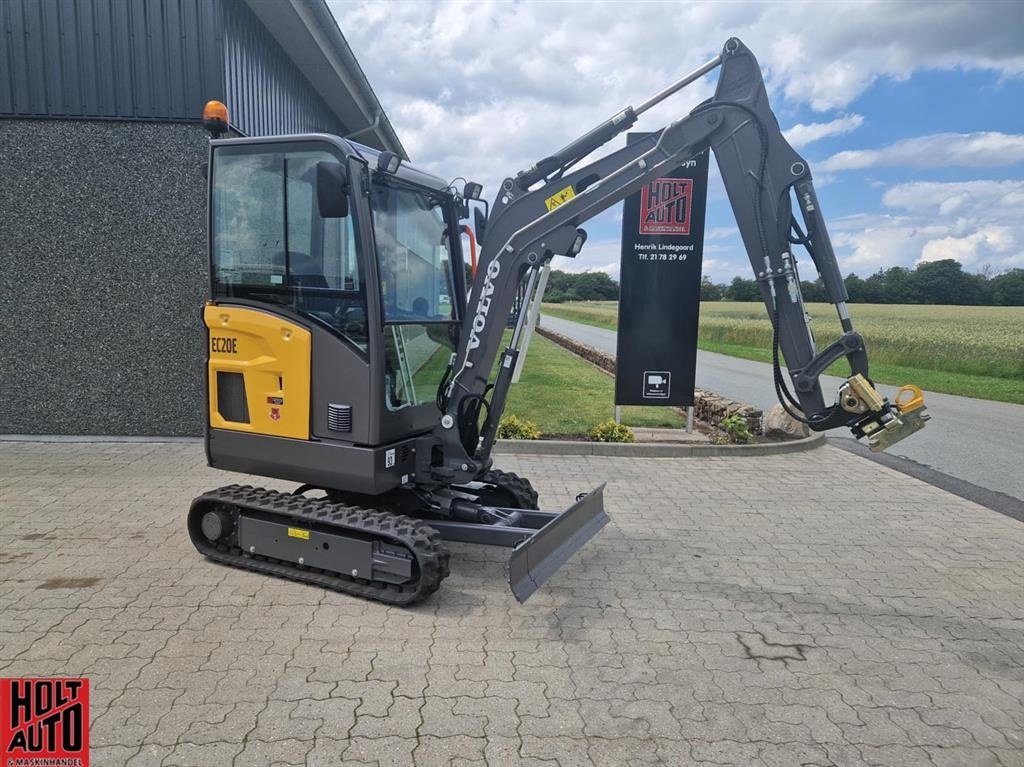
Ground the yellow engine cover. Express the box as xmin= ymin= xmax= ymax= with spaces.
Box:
xmin=204 ymin=304 xmax=311 ymax=440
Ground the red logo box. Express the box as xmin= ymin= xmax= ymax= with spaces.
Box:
xmin=639 ymin=177 xmax=693 ymax=235
xmin=1 ymin=678 xmax=89 ymax=767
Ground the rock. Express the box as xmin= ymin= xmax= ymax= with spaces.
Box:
xmin=764 ymin=404 xmax=809 ymax=440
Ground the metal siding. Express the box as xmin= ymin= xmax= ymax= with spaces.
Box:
xmin=129 ymin=0 xmax=149 ymax=117
xmin=1 ymin=0 xmax=353 ymax=135
xmin=76 ymin=0 xmax=98 ymax=115
xmin=0 ymin=0 xmax=225 ymax=120
xmin=0 ymin=1 xmax=12 ymax=113
xmin=200 ymin=0 xmax=223 ymax=111
xmin=94 ymin=1 xmax=114 ymax=112
xmin=58 ymin=1 xmax=78 ymax=113
xmin=111 ymin=0 xmax=133 ymax=116
xmin=41 ymin=1 xmax=62 ymax=113
xmin=24 ymin=0 xmax=48 ymax=113
xmin=221 ymin=0 xmax=344 ymax=136
xmin=147 ymin=0 xmax=166 ymax=118
xmin=180 ymin=0 xmax=201 ymax=112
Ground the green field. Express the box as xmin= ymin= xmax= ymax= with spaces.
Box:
xmin=542 ymin=301 xmax=1024 ymax=404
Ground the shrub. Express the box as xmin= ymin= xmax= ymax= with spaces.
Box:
xmin=588 ymin=419 xmax=635 ymax=443
xmin=719 ymin=413 xmax=751 ymax=444
xmin=497 ymin=415 xmax=542 ymax=440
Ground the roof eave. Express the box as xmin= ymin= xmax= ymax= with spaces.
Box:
xmin=241 ymin=0 xmax=408 ymax=159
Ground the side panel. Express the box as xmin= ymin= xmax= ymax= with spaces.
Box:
xmin=208 ymin=429 xmax=417 ymax=495
xmin=204 ymin=304 xmax=311 ymax=439
xmin=309 ymin=322 xmax=373 ymax=444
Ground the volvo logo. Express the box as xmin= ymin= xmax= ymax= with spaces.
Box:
xmin=466 ymin=259 xmax=501 ymax=355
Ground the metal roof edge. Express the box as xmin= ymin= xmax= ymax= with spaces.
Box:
xmin=241 ymin=0 xmax=408 ymax=160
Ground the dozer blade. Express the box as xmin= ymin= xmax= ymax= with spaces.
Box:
xmin=507 ymin=483 xmax=609 ymax=603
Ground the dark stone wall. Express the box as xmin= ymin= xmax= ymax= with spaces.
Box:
xmin=0 ymin=119 xmax=210 ymax=435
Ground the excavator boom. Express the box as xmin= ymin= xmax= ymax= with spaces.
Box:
xmin=424 ymin=37 xmax=929 ymax=486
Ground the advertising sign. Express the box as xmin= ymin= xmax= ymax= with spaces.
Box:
xmin=1 ymin=677 xmax=90 ymax=766
xmin=615 ymin=133 xmax=709 ymax=406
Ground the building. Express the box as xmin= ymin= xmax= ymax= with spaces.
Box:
xmin=0 ymin=0 xmax=403 ymax=435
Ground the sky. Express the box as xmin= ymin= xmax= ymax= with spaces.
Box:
xmin=330 ymin=0 xmax=1024 ymax=282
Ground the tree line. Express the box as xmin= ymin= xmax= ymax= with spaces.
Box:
xmin=544 ymin=270 xmax=620 ymax=302
xmin=544 ymin=260 xmax=1024 ymax=306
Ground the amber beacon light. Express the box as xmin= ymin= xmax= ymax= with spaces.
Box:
xmin=202 ymin=100 xmax=230 ymax=138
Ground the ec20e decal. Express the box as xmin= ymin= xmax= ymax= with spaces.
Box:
xmin=210 ymin=336 xmax=238 ymax=354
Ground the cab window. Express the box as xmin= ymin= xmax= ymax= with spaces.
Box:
xmin=370 ymin=182 xmax=459 ymax=410
xmin=210 ymin=145 xmax=368 ymax=351
xmin=371 ymin=184 xmax=457 ymax=323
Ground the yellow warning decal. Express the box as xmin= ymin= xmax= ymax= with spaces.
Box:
xmin=287 ymin=527 xmax=310 ymax=540
xmin=544 ymin=185 xmax=576 ymax=212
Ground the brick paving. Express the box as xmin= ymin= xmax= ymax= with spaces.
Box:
xmin=1 ymin=440 xmax=1022 ymax=766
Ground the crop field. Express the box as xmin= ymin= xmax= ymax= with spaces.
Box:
xmin=541 ymin=301 xmax=1024 ymax=404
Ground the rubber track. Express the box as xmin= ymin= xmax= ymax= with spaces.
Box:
xmin=480 ymin=469 xmax=540 ymax=510
xmin=188 ymin=484 xmax=450 ymax=606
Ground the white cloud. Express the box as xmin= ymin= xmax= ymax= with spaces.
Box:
xmin=700 ymin=257 xmax=743 ymax=283
xmin=881 ymin=179 xmax=1024 ymax=213
xmin=919 ymin=228 xmax=1014 ymax=264
xmin=820 ymin=132 xmax=1024 ymax=171
xmin=329 ymin=1 xmax=1024 ymax=280
xmin=331 ymin=0 xmax=1024 ymax=192
xmin=784 ymin=114 xmax=864 ymax=148
xmin=834 ymin=180 xmax=1024 ymax=272
xmin=704 ymin=227 xmax=736 ymax=241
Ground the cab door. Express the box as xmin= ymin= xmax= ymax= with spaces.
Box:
xmin=207 ymin=139 xmax=374 ymax=444
xmin=367 ymin=180 xmax=463 ymax=443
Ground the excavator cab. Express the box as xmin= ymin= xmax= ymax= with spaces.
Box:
xmin=204 ymin=135 xmax=468 ymax=494
xmin=197 ymin=129 xmax=607 ymax=605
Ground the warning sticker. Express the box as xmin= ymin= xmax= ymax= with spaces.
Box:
xmin=544 ymin=185 xmax=576 ymax=212
xmin=287 ymin=527 xmax=310 ymax=540
xmin=1 ymin=677 xmax=90 ymax=766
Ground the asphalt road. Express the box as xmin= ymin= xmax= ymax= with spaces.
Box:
xmin=540 ymin=314 xmax=1024 ymax=501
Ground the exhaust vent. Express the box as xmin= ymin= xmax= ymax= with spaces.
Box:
xmin=216 ymin=372 xmax=250 ymax=423
xmin=327 ymin=404 xmax=352 ymax=432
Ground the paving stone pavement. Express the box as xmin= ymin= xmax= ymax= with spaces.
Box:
xmin=1 ymin=441 xmax=1022 ymax=767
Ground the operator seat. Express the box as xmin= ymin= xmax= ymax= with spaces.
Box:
xmin=283 ymin=251 xmax=333 ymax=320
xmin=283 ymin=251 xmax=369 ymax=348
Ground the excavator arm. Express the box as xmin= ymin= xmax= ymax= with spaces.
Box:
xmin=422 ymin=38 xmax=928 ymax=485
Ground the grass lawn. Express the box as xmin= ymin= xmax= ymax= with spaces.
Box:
xmin=542 ymin=301 xmax=1024 ymax=404
xmin=502 ymin=334 xmax=685 ymax=436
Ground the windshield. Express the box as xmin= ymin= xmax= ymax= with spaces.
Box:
xmin=371 ymin=183 xmax=457 ymax=323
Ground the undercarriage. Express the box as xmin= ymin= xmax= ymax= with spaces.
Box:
xmin=188 ymin=471 xmax=608 ymax=604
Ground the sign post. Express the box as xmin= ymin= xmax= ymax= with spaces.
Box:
xmin=615 ymin=133 xmax=709 ymax=408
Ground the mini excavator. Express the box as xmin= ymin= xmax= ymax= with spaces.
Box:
xmin=189 ymin=39 xmax=929 ymax=605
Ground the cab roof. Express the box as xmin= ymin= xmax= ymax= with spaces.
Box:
xmin=210 ymin=133 xmax=451 ymax=194
xmin=346 ymin=139 xmax=450 ymax=193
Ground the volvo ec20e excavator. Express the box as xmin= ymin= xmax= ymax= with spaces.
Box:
xmin=189 ymin=39 xmax=929 ymax=606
